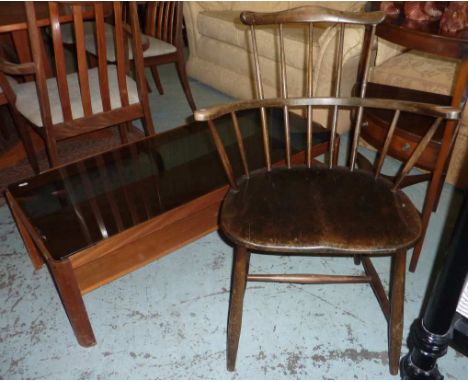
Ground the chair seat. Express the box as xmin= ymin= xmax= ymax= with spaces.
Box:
xmin=60 ymin=22 xmax=177 ymax=61
xmin=220 ymin=166 xmax=421 ymax=254
xmin=13 ymin=65 xmax=139 ymax=127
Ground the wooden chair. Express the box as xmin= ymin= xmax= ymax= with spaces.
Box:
xmin=193 ymin=6 xmax=461 ymax=375
xmin=0 ymin=1 xmax=154 ymax=170
xmin=60 ymin=1 xmax=196 ymax=112
xmin=142 ymin=2 xmax=196 ymax=111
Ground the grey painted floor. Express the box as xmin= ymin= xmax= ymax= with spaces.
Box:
xmin=1 ymin=63 xmax=467 ymax=379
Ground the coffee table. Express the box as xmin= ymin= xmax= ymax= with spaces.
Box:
xmin=6 ymin=109 xmax=330 ymax=346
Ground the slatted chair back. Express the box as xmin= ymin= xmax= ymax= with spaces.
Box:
xmin=144 ymin=2 xmax=182 ymax=48
xmin=28 ymin=2 xmax=144 ymax=126
xmin=6 ymin=1 xmax=155 ymax=167
xmin=239 ymin=6 xmax=384 ymax=169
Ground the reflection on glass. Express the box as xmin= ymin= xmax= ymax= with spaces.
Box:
xmin=9 ymin=109 xmax=329 ymax=260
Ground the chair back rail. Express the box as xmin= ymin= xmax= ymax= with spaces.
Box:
xmin=240 ymin=6 xmax=385 ymax=170
xmin=194 ymin=97 xmax=460 ymax=192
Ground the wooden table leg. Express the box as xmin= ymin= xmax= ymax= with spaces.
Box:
xmin=6 ymin=191 xmax=44 ymax=271
xmin=49 ymin=259 xmax=96 ymax=347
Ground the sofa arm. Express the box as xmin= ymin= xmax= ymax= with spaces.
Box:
xmin=183 ymin=2 xmax=234 ymax=58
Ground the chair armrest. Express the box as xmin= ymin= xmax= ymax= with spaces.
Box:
xmin=194 ymin=97 xmax=460 ymax=122
xmin=0 ymin=58 xmax=35 ymax=76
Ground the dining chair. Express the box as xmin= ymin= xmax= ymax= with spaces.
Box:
xmin=0 ymin=1 xmax=155 ymax=170
xmin=193 ymin=6 xmax=461 ymax=375
xmin=60 ymin=1 xmax=196 ymax=112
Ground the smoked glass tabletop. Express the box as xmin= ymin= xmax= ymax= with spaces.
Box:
xmin=8 ymin=109 xmax=329 ymax=261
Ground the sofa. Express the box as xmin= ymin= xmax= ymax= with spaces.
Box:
xmin=183 ymin=2 xmax=467 ymax=187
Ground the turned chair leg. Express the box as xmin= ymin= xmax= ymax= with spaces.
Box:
xmin=388 ymin=249 xmax=406 ymax=375
xmin=13 ymin=111 xmax=40 ymax=173
xmin=409 ymin=172 xmax=443 ymax=272
xmin=227 ymin=245 xmax=250 ymax=371
xmin=150 ymin=65 xmax=164 ymax=95
xmin=174 ymin=52 xmax=196 ymax=112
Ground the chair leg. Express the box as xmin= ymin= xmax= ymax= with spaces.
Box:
xmin=45 ymin=137 xmax=59 ymax=168
xmin=174 ymin=52 xmax=197 ymax=111
xmin=388 ymin=249 xmax=406 ymax=375
xmin=227 ymin=245 xmax=250 ymax=371
xmin=150 ymin=65 xmax=164 ymax=95
xmin=409 ymin=172 xmax=442 ymax=272
xmin=12 ymin=110 xmax=40 ymax=173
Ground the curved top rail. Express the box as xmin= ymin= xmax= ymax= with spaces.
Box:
xmin=194 ymin=97 xmax=460 ymax=122
xmin=240 ymin=7 xmax=386 ymax=26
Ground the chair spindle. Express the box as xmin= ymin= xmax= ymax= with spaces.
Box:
xmin=374 ymin=110 xmax=400 ymax=177
xmin=306 ymin=23 xmax=314 ymax=168
xmin=393 ymin=117 xmax=443 ymax=190
xmin=231 ymin=112 xmax=250 ymax=177
xmin=328 ymin=24 xmax=345 ymax=168
xmin=249 ymin=25 xmax=271 ymax=171
xmin=278 ymin=24 xmax=291 ymax=168
xmin=208 ymin=120 xmax=237 ymax=189
xmin=350 ymin=25 xmax=377 ymax=171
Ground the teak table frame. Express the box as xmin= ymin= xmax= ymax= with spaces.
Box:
xmin=6 ymin=147 xmax=322 ymax=347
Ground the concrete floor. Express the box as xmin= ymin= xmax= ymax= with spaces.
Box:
xmin=1 ymin=63 xmax=467 ymax=379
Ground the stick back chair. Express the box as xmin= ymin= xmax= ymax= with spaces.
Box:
xmin=193 ymin=6 xmax=461 ymax=375
xmin=0 ymin=1 xmax=155 ymax=170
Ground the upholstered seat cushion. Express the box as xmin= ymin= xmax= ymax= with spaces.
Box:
xmin=60 ymin=22 xmax=176 ymax=61
xmin=13 ymin=65 xmax=139 ymax=127
xmin=221 ymin=166 xmax=421 ymax=254
xmin=370 ymin=50 xmax=467 ymax=129
xmin=370 ymin=50 xmax=468 ymax=187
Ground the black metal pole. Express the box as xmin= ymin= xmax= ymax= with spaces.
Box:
xmin=400 ymin=189 xmax=468 ymax=379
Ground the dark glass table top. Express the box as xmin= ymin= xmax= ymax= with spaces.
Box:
xmin=8 ymin=108 xmax=329 ymax=261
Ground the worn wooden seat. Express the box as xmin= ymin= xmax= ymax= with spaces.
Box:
xmin=193 ymin=5 xmax=461 ymax=376
xmin=222 ymin=166 xmax=421 ymax=254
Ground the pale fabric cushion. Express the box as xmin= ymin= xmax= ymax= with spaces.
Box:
xmin=370 ymin=50 xmax=467 ymax=134
xmin=14 ymin=65 xmax=139 ymax=127
xmin=375 ymin=38 xmax=407 ymax=66
xmin=197 ymin=11 xmax=244 ymax=48
xmin=370 ymin=50 xmax=458 ymax=95
xmin=60 ymin=22 xmax=176 ymax=61
xmin=370 ymin=50 xmax=468 ymax=187
xmin=0 ymin=76 xmax=17 ymax=94
xmin=198 ymin=10 xmax=327 ymax=72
